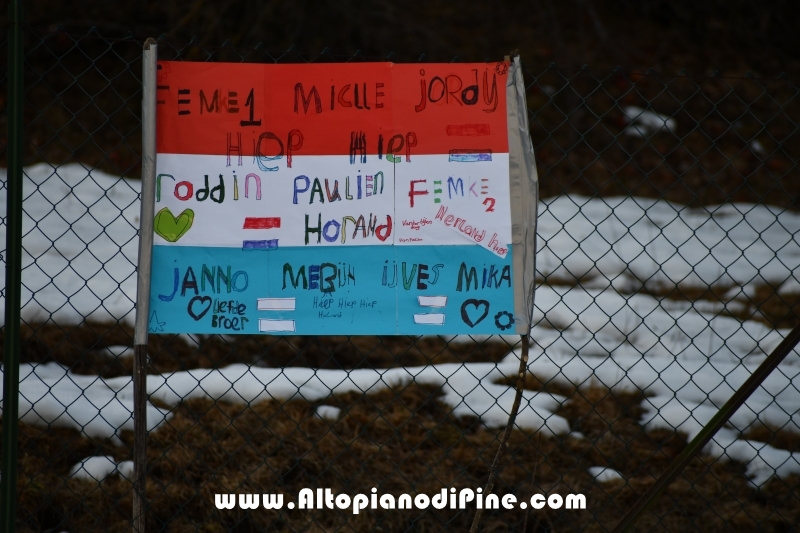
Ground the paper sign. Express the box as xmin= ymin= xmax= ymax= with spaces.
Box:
xmin=149 ymin=60 xmax=524 ymax=334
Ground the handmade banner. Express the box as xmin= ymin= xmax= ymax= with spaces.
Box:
xmin=148 ymin=59 xmax=536 ymax=334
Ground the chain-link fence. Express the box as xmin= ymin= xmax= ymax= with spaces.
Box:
xmin=2 ymin=27 xmax=800 ymax=532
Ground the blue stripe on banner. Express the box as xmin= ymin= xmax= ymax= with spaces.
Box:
xmin=243 ymin=239 xmax=279 ymax=250
xmin=149 ymin=244 xmax=514 ymax=335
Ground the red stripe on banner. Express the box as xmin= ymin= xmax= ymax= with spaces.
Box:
xmin=156 ymin=62 xmax=509 ymax=156
xmin=243 ymin=217 xmax=281 ymax=229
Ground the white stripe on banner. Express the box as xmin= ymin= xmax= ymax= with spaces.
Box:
xmin=153 ymin=153 xmax=511 ymax=249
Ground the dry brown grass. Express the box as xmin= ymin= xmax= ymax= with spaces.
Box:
xmin=1 ymin=323 xmax=516 ymax=378
xmin=536 ymin=277 xmax=800 ymax=330
xmin=743 ymin=423 xmax=800 ymax=454
xmin=637 ymin=281 xmax=800 ymax=330
xmin=4 ymin=373 xmax=799 ymax=532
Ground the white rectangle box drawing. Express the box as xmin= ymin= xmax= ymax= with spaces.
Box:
xmin=413 ymin=313 xmax=446 ymax=325
xmin=257 ymin=298 xmax=296 ymax=311
xmin=417 ymin=296 xmax=448 ymax=308
xmin=258 ymin=319 xmax=296 ymax=332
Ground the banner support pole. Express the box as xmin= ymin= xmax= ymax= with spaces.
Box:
xmin=133 ymin=37 xmax=158 ymax=533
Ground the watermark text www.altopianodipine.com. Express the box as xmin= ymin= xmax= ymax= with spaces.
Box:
xmin=215 ymin=488 xmax=586 ymax=515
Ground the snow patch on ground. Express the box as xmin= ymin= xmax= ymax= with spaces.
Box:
xmin=0 ymin=363 xmax=170 ymax=444
xmin=528 ymin=347 xmax=800 ymax=487
xmin=0 ymin=164 xmax=140 ymax=326
xmin=622 ymin=106 xmax=676 ymax=137
xmin=588 ymin=467 xmax=623 ymax=483
xmin=117 ymin=460 xmax=135 ymax=481
xmin=69 ymin=456 xmax=118 ymax=482
xmin=145 ymin=362 xmax=571 ymax=435
xmin=69 ymin=456 xmax=134 ymax=483
xmin=315 ymin=405 xmax=342 ymax=420
xmin=537 ymin=195 xmax=800 ymax=291
xmin=104 ymin=345 xmax=134 ymax=358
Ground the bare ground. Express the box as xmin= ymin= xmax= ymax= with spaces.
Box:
xmin=2 ymin=312 xmax=800 ymax=531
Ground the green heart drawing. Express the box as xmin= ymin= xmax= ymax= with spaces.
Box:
xmin=154 ymin=207 xmax=195 ymax=242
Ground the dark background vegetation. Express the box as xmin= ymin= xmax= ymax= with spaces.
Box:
xmin=6 ymin=0 xmax=800 ymax=74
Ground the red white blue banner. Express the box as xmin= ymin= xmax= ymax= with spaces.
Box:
xmin=148 ymin=60 xmax=531 ymax=334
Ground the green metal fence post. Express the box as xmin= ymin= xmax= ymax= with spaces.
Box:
xmin=1 ymin=0 xmax=24 ymax=531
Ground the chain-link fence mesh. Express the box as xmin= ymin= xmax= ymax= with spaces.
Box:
xmin=1 ymin=27 xmax=800 ymax=532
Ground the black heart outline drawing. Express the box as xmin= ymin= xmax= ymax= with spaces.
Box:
xmin=188 ymin=295 xmax=212 ymax=321
xmin=461 ymin=299 xmax=490 ymax=328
